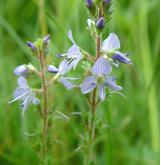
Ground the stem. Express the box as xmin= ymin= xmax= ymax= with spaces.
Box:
xmin=39 ymin=51 xmax=48 ymax=159
xmin=84 ymin=35 xmax=101 ymax=165
xmin=96 ymin=35 xmax=101 ymax=59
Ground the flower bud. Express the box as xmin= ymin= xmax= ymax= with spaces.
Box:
xmin=56 ymin=54 xmax=64 ymax=58
xmin=27 ymin=42 xmax=35 ymax=50
xmin=96 ymin=17 xmax=105 ymax=30
xmin=48 ymin=65 xmax=59 ymax=73
xmin=86 ymin=0 xmax=96 ymax=16
xmin=86 ymin=0 xmax=93 ymax=8
xmin=112 ymin=53 xmax=132 ymax=64
xmin=43 ymin=35 xmax=50 ymax=46
xmin=14 ymin=65 xmax=28 ymax=77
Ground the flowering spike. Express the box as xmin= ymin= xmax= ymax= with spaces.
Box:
xmin=96 ymin=17 xmax=105 ymax=30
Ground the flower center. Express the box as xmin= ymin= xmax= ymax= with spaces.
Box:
xmin=96 ymin=74 xmax=105 ymax=84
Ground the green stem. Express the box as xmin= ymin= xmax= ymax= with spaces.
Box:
xmin=39 ymin=51 xmax=48 ymax=160
xmin=84 ymin=35 xmax=101 ymax=165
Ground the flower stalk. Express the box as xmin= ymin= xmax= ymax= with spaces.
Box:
xmin=85 ymin=34 xmax=101 ymax=165
xmin=39 ymin=51 xmax=48 ymax=159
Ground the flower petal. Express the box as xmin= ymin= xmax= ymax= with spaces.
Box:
xmin=32 ymin=96 xmax=40 ymax=105
xmin=98 ymin=83 xmax=106 ymax=101
xmin=81 ymin=76 xmax=97 ymax=94
xmin=58 ymin=60 xmax=69 ymax=75
xmin=68 ymin=30 xmax=76 ymax=44
xmin=59 ymin=77 xmax=75 ymax=90
xmin=21 ymin=96 xmax=32 ymax=116
xmin=48 ymin=65 xmax=59 ymax=73
xmin=68 ymin=58 xmax=81 ymax=70
xmin=67 ymin=45 xmax=81 ymax=58
xmin=13 ymin=87 xmax=29 ymax=100
xmin=18 ymin=77 xmax=28 ymax=88
xmin=102 ymin=33 xmax=120 ymax=52
xmin=105 ymin=76 xmax=122 ymax=91
xmin=8 ymin=88 xmax=29 ymax=104
xmin=112 ymin=51 xmax=132 ymax=64
xmin=91 ymin=56 xmax=112 ymax=75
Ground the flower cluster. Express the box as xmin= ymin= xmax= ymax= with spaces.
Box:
xmin=9 ymin=0 xmax=132 ymax=114
xmin=9 ymin=35 xmax=50 ymax=115
xmin=47 ymin=29 xmax=131 ymax=101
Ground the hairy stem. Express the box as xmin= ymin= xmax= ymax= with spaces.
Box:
xmin=39 ymin=51 xmax=48 ymax=160
xmin=85 ymin=35 xmax=101 ymax=165
xmin=96 ymin=35 xmax=101 ymax=59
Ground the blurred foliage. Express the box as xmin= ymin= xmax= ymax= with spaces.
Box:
xmin=0 ymin=0 xmax=160 ymax=164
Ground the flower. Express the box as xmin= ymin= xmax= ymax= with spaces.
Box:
xmin=96 ymin=17 xmax=105 ymax=30
xmin=9 ymin=77 xmax=40 ymax=116
xmin=101 ymin=33 xmax=132 ymax=64
xmin=14 ymin=65 xmax=28 ymax=77
xmin=57 ymin=30 xmax=83 ymax=71
xmin=81 ymin=56 xmax=122 ymax=101
xmin=48 ymin=60 xmax=76 ymax=90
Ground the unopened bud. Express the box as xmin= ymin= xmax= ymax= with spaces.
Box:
xmin=14 ymin=65 xmax=28 ymax=77
xmin=86 ymin=0 xmax=93 ymax=8
xmin=96 ymin=17 xmax=105 ymax=30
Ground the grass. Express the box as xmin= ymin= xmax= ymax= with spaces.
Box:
xmin=0 ymin=0 xmax=160 ymax=164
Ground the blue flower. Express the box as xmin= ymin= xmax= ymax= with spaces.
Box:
xmin=9 ymin=77 xmax=40 ymax=116
xmin=101 ymin=33 xmax=132 ymax=64
xmin=57 ymin=30 xmax=83 ymax=71
xmin=14 ymin=65 xmax=28 ymax=77
xmin=81 ymin=56 xmax=122 ymax=101
xmin=48 ymin=60 xmax=76 ymax=90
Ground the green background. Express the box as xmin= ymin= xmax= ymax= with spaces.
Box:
xmin=0 ymin=0 xmax=160 ymax=164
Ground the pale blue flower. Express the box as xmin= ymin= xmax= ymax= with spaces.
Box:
xmin=9 ymin=77 xmax=40 ymax=116
xmin=48 ymin=60 xmax=76 ymax=90
xmin=57 ymin=30 xmax=83 ymax=71
xmin=81 ymin=56 xmax=122 ymax=101
xmin=102 ymin=33 xmax=132 ymax=64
